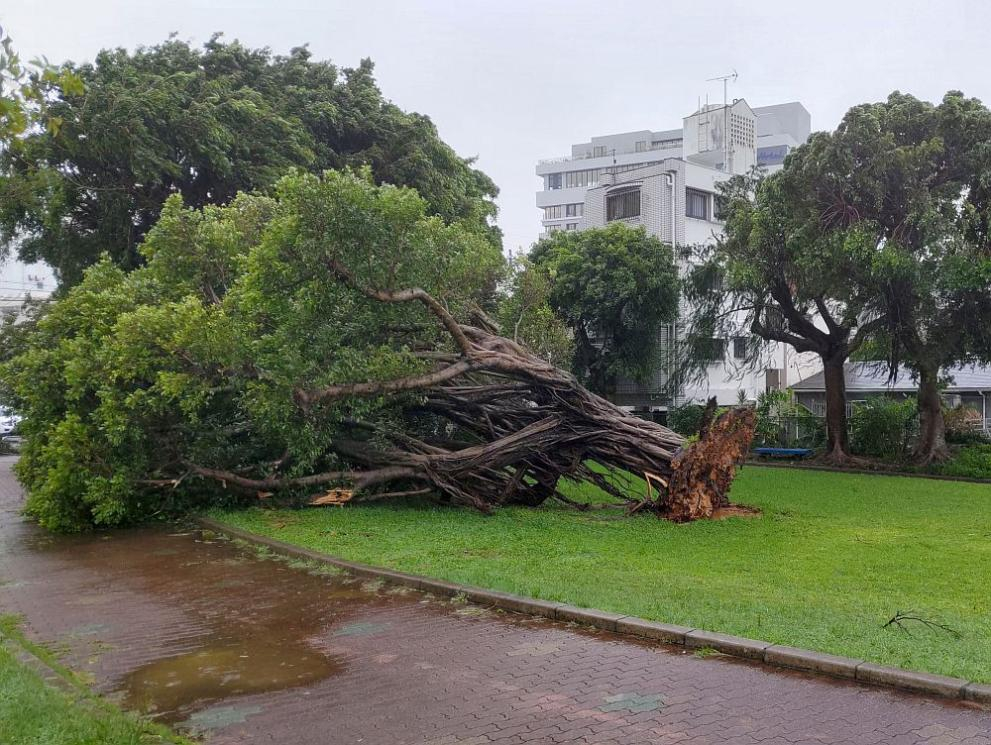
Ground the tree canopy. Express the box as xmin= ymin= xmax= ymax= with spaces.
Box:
xmin=802 ymin=92 xmax=991 ymax=462
xmin=529 ymin=223 xmax=680 ymax=395
xmin=0 ymin=35 xmax=499 ymax=285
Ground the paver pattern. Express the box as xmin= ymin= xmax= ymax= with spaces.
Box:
xmin=0 ymin=457 xmax=988 ymax=743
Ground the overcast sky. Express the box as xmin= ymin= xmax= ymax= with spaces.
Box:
xmin=4 ymin=0 xmax=991 ymax=259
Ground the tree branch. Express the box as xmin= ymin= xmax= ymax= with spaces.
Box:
xmin=848 ymin=315 xmax=887 ymax=355
xmin=295 ymin=359 xmax=482 ymax=406
xmin=750 ymin=316 xmax=821 ymax=355
xmin=326 ymin=257 xmax=474 ymax=357
xmin=185 ymin=462 xmax=420 ymax=492
xmin=814 ymin=296 xmax=842 ymax=335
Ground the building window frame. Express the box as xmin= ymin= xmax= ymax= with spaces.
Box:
xmin=565 ymin=169 xmax=600 ymax=189
xmin=705 ymin=337 xmax=727 ymax=364
xmin=606 ymin=187 xmax=641 ymax=222
xmin=686 ymin=188 xmax=709 ymax=220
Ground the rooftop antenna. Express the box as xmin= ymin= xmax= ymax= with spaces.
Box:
xmin=707 ymin=70 xmax=738 ymax=171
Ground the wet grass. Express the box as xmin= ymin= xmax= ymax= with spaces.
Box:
xmin=209 ymin=466 xmax=991 ymax=683
xmin=0 ymin=615 xmax=191 ymax=745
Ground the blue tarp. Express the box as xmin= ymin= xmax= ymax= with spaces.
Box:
xmin=753 ymin=447 xmax=814 ymax=458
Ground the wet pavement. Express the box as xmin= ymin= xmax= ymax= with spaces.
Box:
xmin=0 ymin=457 xmax=989 ymax=744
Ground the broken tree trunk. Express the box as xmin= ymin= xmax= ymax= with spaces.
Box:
xmin=189 ymin=262 xmax=756 ymax=521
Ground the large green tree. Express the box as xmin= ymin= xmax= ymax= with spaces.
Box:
xmin=810 ymin=92 xmax=991 ymax=463
xmin=683 ymin=170 xmax=884 ymax=462
xmin=0 ymin=35 xmax=499 ymax=285
xmin=529 ymin=223 xmax=680 ymax=396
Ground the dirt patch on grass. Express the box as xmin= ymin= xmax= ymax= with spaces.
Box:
xmin=711 ymin=504 xmax=761 ymax=520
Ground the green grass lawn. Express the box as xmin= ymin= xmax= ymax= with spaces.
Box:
xmin=0 ymin=617 xmax=189 ymax=745
xmin=209 ymin=466 xmax=991 ymax=683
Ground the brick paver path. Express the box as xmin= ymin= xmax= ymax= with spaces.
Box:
xmin=0 ymin=457 xmax=988 ymax=744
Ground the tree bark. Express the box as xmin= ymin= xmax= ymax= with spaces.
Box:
xmin=822 ymin=353 xmax=851 ymax=463
xmin=913 ymin=365 xmax=950 ymax=465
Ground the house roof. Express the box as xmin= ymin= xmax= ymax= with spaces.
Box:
xmin=790 ymin=363 xmax=991 ymax=393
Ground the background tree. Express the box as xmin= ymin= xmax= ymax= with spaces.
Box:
xmin=529 ymin=223 xmax=680 ymax=396
xmin=0 ymin=34 xmax=499 ymax=285
xmin=496 ymin=254 xmax=573 ymax=369
xmin=774 ymin=92 xmax=991 ymax=463
xmin=683 ymin=170 xmax=885 ymax=463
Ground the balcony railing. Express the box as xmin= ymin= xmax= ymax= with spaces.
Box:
xmin=537 ymin=140 xmax=682 ymax=166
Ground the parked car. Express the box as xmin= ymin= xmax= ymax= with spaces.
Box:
xmin=0 ymin=409 xmax=22 ymax=436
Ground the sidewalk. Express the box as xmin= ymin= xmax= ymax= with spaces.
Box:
xmin=0 ymin=457 xmax=987 ymax=744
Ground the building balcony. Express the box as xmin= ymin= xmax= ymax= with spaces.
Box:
xmin=535 ymin=143 xmax=682 ymax=175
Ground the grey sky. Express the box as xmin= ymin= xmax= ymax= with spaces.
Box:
xmin=4 ymin=0 xmax=991 ymax=257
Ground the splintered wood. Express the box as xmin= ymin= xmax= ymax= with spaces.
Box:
xmin=309 ymin=488 xmax=354 ymax=506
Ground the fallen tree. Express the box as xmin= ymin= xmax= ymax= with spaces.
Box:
xmin=191 ymin=269 xmax=755 ymax=519
xmin=3 ymin=170 xmax=753 ymax=530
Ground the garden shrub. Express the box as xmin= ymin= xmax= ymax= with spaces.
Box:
xmin=753 ymin=391 xmax=825 ymax=449
xmin=848 ymin=397 xmax=917 ymax=459
xmin=944 ymin=406 xmax=988 ymax=445
xmin=933 ymin=444 xmax=991 ymax=479
xmin=667 ymin=403 xmax=707 ymax=436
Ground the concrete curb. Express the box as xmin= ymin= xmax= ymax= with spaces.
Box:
xmin=197 ymin=516 xmax=987 ymax=706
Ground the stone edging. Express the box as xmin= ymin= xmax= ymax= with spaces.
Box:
xmin=197 ymin=516 xmax=991 ymax=707
xmin=747 ymin=460 xmax=991 ymax=485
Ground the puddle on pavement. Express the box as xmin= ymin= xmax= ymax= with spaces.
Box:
xmin=2 ymin=485 xmax=573 ymax=730
xmin=102 ymin=531 xmax=397 ymax=725
xmin=122 ymin=640 xmax=344 ymax=719
xmin=3 ymin=512 xmax=413 ymax=726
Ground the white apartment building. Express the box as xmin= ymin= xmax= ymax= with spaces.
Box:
xmin=534 ymin=100 xmax=816 ymax=411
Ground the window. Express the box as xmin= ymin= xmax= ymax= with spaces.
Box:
xmin=593 ymin=145 xmax=607 ymax=157
xmin=733 ymin=336 xmax=748 ymax=360
xmin=565 ymin=222 xmax=578 ymax=231
xmin=565 ymin=169 xmax=600 ymax=188
xmin=701 ymin=337 xmax=727 ymax=363
xmin=543 ymin=205 xmax=563 ymax=220
xmin=565 ymin=203 xmax=583 ymax=217
xmin=546 ymin=224 xmax=562 ymax=234
xmin=546 ymin=173 xmax=562 ymax=190
xmin=686 ymin=188 xmax=709 ymax=219
xmin=606 ymin=188 xmax=641 ymax=221
xmin=635 ymin=140 xmax=647 ymax=152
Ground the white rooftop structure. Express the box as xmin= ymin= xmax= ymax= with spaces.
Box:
xmin=791 ymin=363 xmax=991 ymax=394
xmin=535 ymin=100 xmax=810 ymax=237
